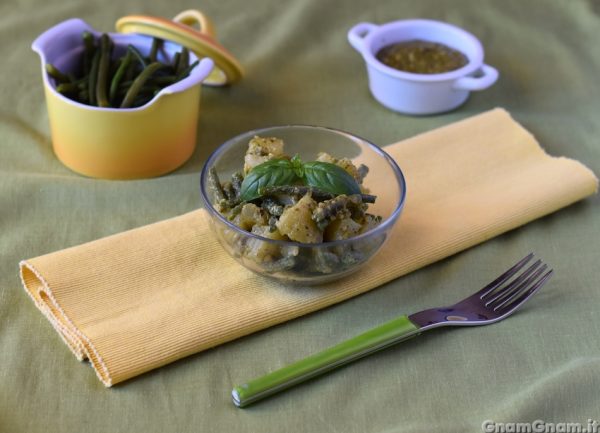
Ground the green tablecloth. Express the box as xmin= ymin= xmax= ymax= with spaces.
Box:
xmin=1 ymin=1 xmax=599 ymax=432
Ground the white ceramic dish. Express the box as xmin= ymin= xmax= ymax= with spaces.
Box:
xmin=348 ymin=19 xmax=499 ymax=115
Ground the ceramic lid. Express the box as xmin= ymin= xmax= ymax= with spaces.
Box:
xmin=115 ymin=10 xmax=243 ymax=86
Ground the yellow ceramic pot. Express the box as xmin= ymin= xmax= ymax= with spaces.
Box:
xmin=32 ymin=18 xmax=215 ymax=179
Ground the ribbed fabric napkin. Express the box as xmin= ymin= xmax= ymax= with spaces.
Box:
xmin=19 ymin=108 xmax=597 ymax=387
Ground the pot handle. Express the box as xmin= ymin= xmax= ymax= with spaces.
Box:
xmin=173 ymin=9 xmax=216 ymax=38
xmin=453 ymin=64 xmax=499 ymax=91
xmin=347 ymin=22 xmax=378 ymax=53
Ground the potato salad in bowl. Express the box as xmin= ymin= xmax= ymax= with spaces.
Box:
xmin=200 ymin=126 xmax=406 ymax=284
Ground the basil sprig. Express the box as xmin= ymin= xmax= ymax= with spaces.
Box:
xmin=240 ymin=156 xmax=361 ymax=201
xmin=240 ymin=159 xmax=299 ymax=201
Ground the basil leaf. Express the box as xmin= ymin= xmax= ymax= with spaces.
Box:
xmin=303 ymin=161 xmax=361 ymax=196
xmin=290 ymin=154 xmax=304 ymax=178
xmin=240 ymin=159 xmax=299 ymax=201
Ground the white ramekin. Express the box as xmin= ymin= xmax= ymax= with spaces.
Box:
xmin=348 ymin=19 xmax=499 ymax=115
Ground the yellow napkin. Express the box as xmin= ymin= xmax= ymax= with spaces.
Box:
xmin=20 ymin=108 xmax=597 ymax=387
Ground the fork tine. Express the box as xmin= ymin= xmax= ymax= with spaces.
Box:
xmin=491 ymin=264 xmax=548 ymax=311
xmin=483 ymin=259 xmax=542 ymax=306
xmin=477 ymin=253 xmax=534 ymax=299
xmin=497 ymin=269 xmax=553 ymax=314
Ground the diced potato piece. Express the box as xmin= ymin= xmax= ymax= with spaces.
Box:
xmin=246 ymin=225 xmax=286 ymax=262
xmin=358 ymin=214 xmax=383 ymax=234
xmin=311 ymin=249 xmax=340 ymax=274
xmin=324 ymin=217 xmax=363 ymax=241
xmin=261 ymin=256 xmax=297 ymax=273
xmin=316 ymin=152 xmax=364 ymax=184
xmin=316 ymin=152 xmax=336 ymax=164
xmin=232 ymin=203 xmax=267 ymax=231
xmin=336 ymin=158 xmax=363 ymax=184
xmin=244 ymin=136 xmax=285 ymax=174
xmin=276 ymin=194 xmax=322 ymax=243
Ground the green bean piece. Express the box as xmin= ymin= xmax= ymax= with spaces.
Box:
xmin=258 ymin=185 xmax=376 ymax=204
xmin=78 ymin=89 xmax=89 ymax=104
xmin=120 ymin=62 xmax=164 ymax=108
xmin=45 ymin=64 xmax=70 ymax=84
xmin=357 ymin=164 xmax=369 ymax=183
xmin=231 ymin=172 xmax=244 ymax=199
xmin=226 ymin=203 xmax=244 ymax=221
xmin=149 ymin=75 xmax=178 ymax=85
xmin=312 ymin=195 xmax=363 ymax=231
xmin=95 ymin=34 xmax=112 ymax=108
xmin=360 ymin=193 xmax=377 ymax=204
xmin=268 ymin=215 xmax=278 ymax=232
xmin=222 ymin=181 xmax=236 ymax=203
xmin=118 ymin=80 xmax=133 ymax=90
xmin=172 ymin=52 xmax=181 ymax=71
xmin=261 ymin=197 xmax=284 ymax=217
xmin=208 ymin=167 xmax=228 ymax=204
xmin=87 ymin=50 xmax=100 ymax=106
xmin=149 ymin=38 xmax=161 ymax=62
xmin=132 ymin=95 xmax=152 ymax=107
xmin=176 ymin=48 xmax=189 ymax=76
xmin=82 ymin=31 xmax=95 ymax=75
xmin=141 ymin=85 xmax=159 ymax=96
xmin=56 ymin=83 xmax=79 ymax=94
xmin=51 ymin=31 xmax=201 ymax=108
xmin=128 ymin=44 xmax=148 ymax=69
xmin=109 ymin=51 xmax=133 ymax=103
xmin=76 ymin=78 xmax=88 ymax=90
xmin=260 ymin=185 xmax=334 ymax=201
xmin=124 ymin=57 xmax=137 ymax=82
xmin=83 ymin=31 xmax=94 ymax=45
xmin=176 ymin=60 xmax=199 ymax=80
xmin=109 ymin=57 xmax=120 ymax=79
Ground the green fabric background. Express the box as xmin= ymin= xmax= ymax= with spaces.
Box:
xmin=1 ymin=0 xmax=599 ymax=432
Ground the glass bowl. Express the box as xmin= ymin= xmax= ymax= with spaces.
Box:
xmin=199 ymin=125 xmax=406 ymax=285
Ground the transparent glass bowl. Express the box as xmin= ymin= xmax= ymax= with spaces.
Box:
xmin=199 ymin=125 xmax=406 ymax=285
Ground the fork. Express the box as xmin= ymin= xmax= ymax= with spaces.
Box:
xmin=232 ymin=253 xmax=553 ymax=407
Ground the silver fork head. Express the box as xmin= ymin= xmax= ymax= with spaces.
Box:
xmin=409 ymin=253 xmax=553 ymax=330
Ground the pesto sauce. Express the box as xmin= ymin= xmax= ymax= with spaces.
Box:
xmin=376 ymin=39 xmax=468 ymax=74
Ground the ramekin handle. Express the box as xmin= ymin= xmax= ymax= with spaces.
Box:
xmin=173 ymin=9 xmax=216 ymax=38
xmin=347 ymin=22 xmax=378 ymax=53
xmin=453 ymin=64 xmax=499 ymax=91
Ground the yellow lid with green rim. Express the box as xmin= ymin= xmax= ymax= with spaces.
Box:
xmin=115 ymin=10 xmax=243 ymax=86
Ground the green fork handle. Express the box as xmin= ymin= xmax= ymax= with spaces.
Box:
xmin=232 ymin=315 xmax=420 ymax=407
